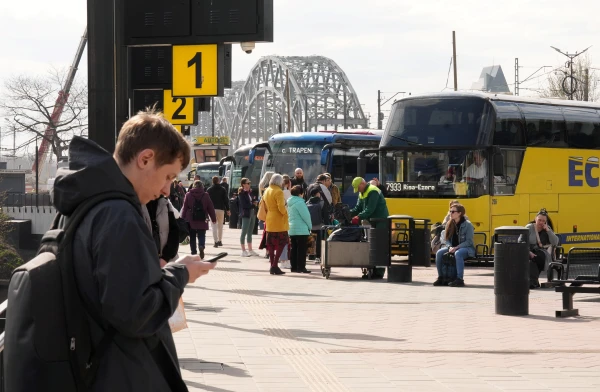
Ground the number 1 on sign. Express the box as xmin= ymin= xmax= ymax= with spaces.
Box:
xmin=188 ymin=53 xmax=203 ymax=89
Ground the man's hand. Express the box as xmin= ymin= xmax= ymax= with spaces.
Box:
xmin=529 ymin=251 xmax=536 ymax=259
xmin=351 ymin=216 xmax=360 ymax=225
xmin=160 ymin=258 xmax=167 ymax=268
xmin=449 ymin=247 xmax=456 ymax=254
xmin=176 ymin=254 xmax=217 ymax=284
xmin=227 ymin=211 xmax=231 ymax=216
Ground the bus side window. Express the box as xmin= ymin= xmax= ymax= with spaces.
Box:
xmin=563 ymin=107 xmax=600 ymax=148
xmin=518 ymin=103 xmax=567 ymax=147
xmin=493 ymin=150 xmax=524 ymax=196
xmin=494 ymin=119 xmax=524 ymax=146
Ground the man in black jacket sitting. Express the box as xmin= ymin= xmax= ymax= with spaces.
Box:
xmin=206 ymin=176 xmax=230 ymax=247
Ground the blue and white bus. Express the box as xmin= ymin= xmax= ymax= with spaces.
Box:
xmin=250 ymin=130 xmax=383 ymax=205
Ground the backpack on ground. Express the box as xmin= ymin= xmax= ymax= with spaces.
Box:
xmin=441 ymin=252 xmax=457 ymax=285
xmin=4 ymin=191 xmax=136 ymax=392
xmin=192 ymin=194 xmax=206 ymax=221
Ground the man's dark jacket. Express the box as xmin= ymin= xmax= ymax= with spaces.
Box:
xmin=52 ymin=137 xmax=190 ymax=392
xmin=206 ymin=183 xmax=230 ymax=211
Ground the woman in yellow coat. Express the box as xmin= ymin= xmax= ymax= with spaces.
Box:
xmin=261 ymin=173 xmax=289 ymax=275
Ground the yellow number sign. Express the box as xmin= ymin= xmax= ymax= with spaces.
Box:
xmin=163 ymin=90 xmax=197 ymax=125
xmin=172 ymin=44 xmax=222 ymax=97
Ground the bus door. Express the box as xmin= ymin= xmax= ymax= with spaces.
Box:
xmin=331 ymin=148 xmax=379 ymax=205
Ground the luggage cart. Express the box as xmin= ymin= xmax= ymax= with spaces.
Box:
xmin=320 ymin=225 xmax=379 ymax=279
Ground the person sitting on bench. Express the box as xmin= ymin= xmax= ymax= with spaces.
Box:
xmin=524 ymin=208 xmax=559 ymax=289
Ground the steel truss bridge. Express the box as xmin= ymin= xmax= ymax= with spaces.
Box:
xmin=192 ymin=55 xmax=369 ymax=149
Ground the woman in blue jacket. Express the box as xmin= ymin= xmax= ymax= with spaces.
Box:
xmin=287 ymin=185 xmax=313 ymax=273
xmin=433 ymin=203 xmax=475 ymax=287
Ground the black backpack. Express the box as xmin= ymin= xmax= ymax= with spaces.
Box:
xmin=4 ymin=191 xmax=136 ymax=392
xmin=192 ymin=194 xmax=207 ymax=221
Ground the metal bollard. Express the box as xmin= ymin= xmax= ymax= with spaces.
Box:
xmin=493 ymin=226 xmax=530 ymax=316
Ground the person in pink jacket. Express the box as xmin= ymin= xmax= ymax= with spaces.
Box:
xmin=181 ymin=180 xmax=217 ymax=259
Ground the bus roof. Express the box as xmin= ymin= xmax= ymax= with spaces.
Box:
xmin=396 ymin=91 xmax=600 ymax=110
xmin=233 ymin=142 xmax=268 ymax=154
xmin=267 ymin=130 xmax=383 ymax=143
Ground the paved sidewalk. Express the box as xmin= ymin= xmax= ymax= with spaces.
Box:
xmin=175 ymin=226 xmax=600 ymax=391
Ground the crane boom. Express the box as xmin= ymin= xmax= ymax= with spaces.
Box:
xmin=31 ymin=27 xmax=88 ymax=179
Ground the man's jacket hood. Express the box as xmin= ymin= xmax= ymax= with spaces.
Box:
xmin=52 ymin=136 xmax=139 ymax=215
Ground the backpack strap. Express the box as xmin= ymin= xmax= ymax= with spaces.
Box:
xmin=58 ymin=191 xmax=139 ymax=390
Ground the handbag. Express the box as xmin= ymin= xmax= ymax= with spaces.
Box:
xmin=168 ymin=297 xmax=188 ymax=333
xmin=176 ymin=218 xmax=189 ymax=243
xmin=257 ymin=198 xmax=268 ymax=221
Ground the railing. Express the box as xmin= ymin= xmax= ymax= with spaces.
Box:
xmin=1 ymin=193 xmax=53 ymax=208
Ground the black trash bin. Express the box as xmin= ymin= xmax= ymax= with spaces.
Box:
xmin=369 ymin=219 xmax=390 ymax=267
xmin=410 ymin=219 xmax=431 ymax=267
xmin=494 ymin=226 xmax=530 ymax=316
xmin=229 ymin=197 xmax=239 ymax=229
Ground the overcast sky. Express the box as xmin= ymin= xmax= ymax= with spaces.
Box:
xmin=1 ymin=0 xmax=599 ymax=150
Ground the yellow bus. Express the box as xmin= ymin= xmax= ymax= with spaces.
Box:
xmin=364 ymin=92 xmax=600 ymax=253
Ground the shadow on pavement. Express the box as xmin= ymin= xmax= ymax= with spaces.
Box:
xmin=516 ymin=314 xmax=600 ymax=322
xmin=184 ymin=304 xmax=226 ymax=312
xmin=185 ymin=380 xmax=239 ymax=392
xmin=199 ymin=286 xmax=330 ymax=298
xmin=187 ymin=319 xmax=405 ymax=346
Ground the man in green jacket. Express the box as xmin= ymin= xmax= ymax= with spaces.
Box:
xmin=350 ymin=177 xmax=389 ymax=229
xmin=350 ymin=177 xmax=389 ymax=279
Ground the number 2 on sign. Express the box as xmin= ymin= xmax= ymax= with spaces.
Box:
xmin=172 ymin=98 xmax=186 ymax=120
xmin=188 ymin=53 xmax=203 ymax=89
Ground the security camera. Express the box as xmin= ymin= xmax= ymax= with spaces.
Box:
xmin=240 ymin=42 xmax=255 ymax=54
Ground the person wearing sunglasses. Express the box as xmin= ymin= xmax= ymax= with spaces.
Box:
xmin=238 ymin=178 xmax=259 ymax=257
xmin=433 ymin=203 xmax=475 ymax=287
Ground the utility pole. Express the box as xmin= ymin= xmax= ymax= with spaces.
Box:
xmin=343 ymin=89 xmax=347 ymax=129
xmin=452 ymin=31 xmax=458 ymax=91
xmin=584 ymin=68 xmax=590 ymax=101
xmin=35 ymin=136 xmax=39 ymax=196
xmin=514 ymin=58 xmax=519 ymax=96
xmin=550 ymin=45 xmax=592 ymax=100
xmin=286 ymin=69 xmax=291 ymax=132
xmin=377 ymin=90 xmax=382 ymax=129
xmin=211 ymin=97 xmax=215 ymax=137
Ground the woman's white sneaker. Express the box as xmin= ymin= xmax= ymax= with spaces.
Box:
xmin=248 ymin=250 xmax=260 ymax=257
xmin=241 ymin=250 xmax=249 ymax=257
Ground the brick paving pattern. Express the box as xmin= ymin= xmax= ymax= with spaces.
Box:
xmin=174 ymin=226 xmax=600 ymax=391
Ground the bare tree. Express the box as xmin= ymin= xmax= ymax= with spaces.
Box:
xmin=540 ymin=54 xmax=599 ymax=102
xmin=0 ymin=67 xmax=87 ymax=162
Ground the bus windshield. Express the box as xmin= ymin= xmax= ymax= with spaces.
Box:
xmin=263 ymin=141 xmax=323 ymax=183
xmin=232 ymin=149 xmax=264 ymax=190
xmin=382 ymin=97 xmax=494 ymax=147
xmin=379 ymin=147 xmax=516 ymax=198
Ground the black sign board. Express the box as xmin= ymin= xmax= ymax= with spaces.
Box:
xmin=132 ymin=89 xmax=164 ymax=114
xmin=126 ymin=0 xmax=273 ymax=46
xmin=125 ymin=0 xmax=191 ymax=41
xmin=130 ymin=46 xmax=173 ymax=89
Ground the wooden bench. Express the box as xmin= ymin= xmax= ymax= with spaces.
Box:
xmin=546 ymin=247 xmax=600 ymax=317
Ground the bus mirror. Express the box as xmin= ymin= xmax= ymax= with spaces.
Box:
xmin=218 ymin=166 xmax=224 ymax=176
xmin=493 ymin=153 xmax=504 ymax=177
xmin=249 ymin=149 xmax=256 ymax=164
xmin=320 ymin=149 xmax=329 ymax=166
xmin=357 ymin=157 xmax=367 ymax=178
